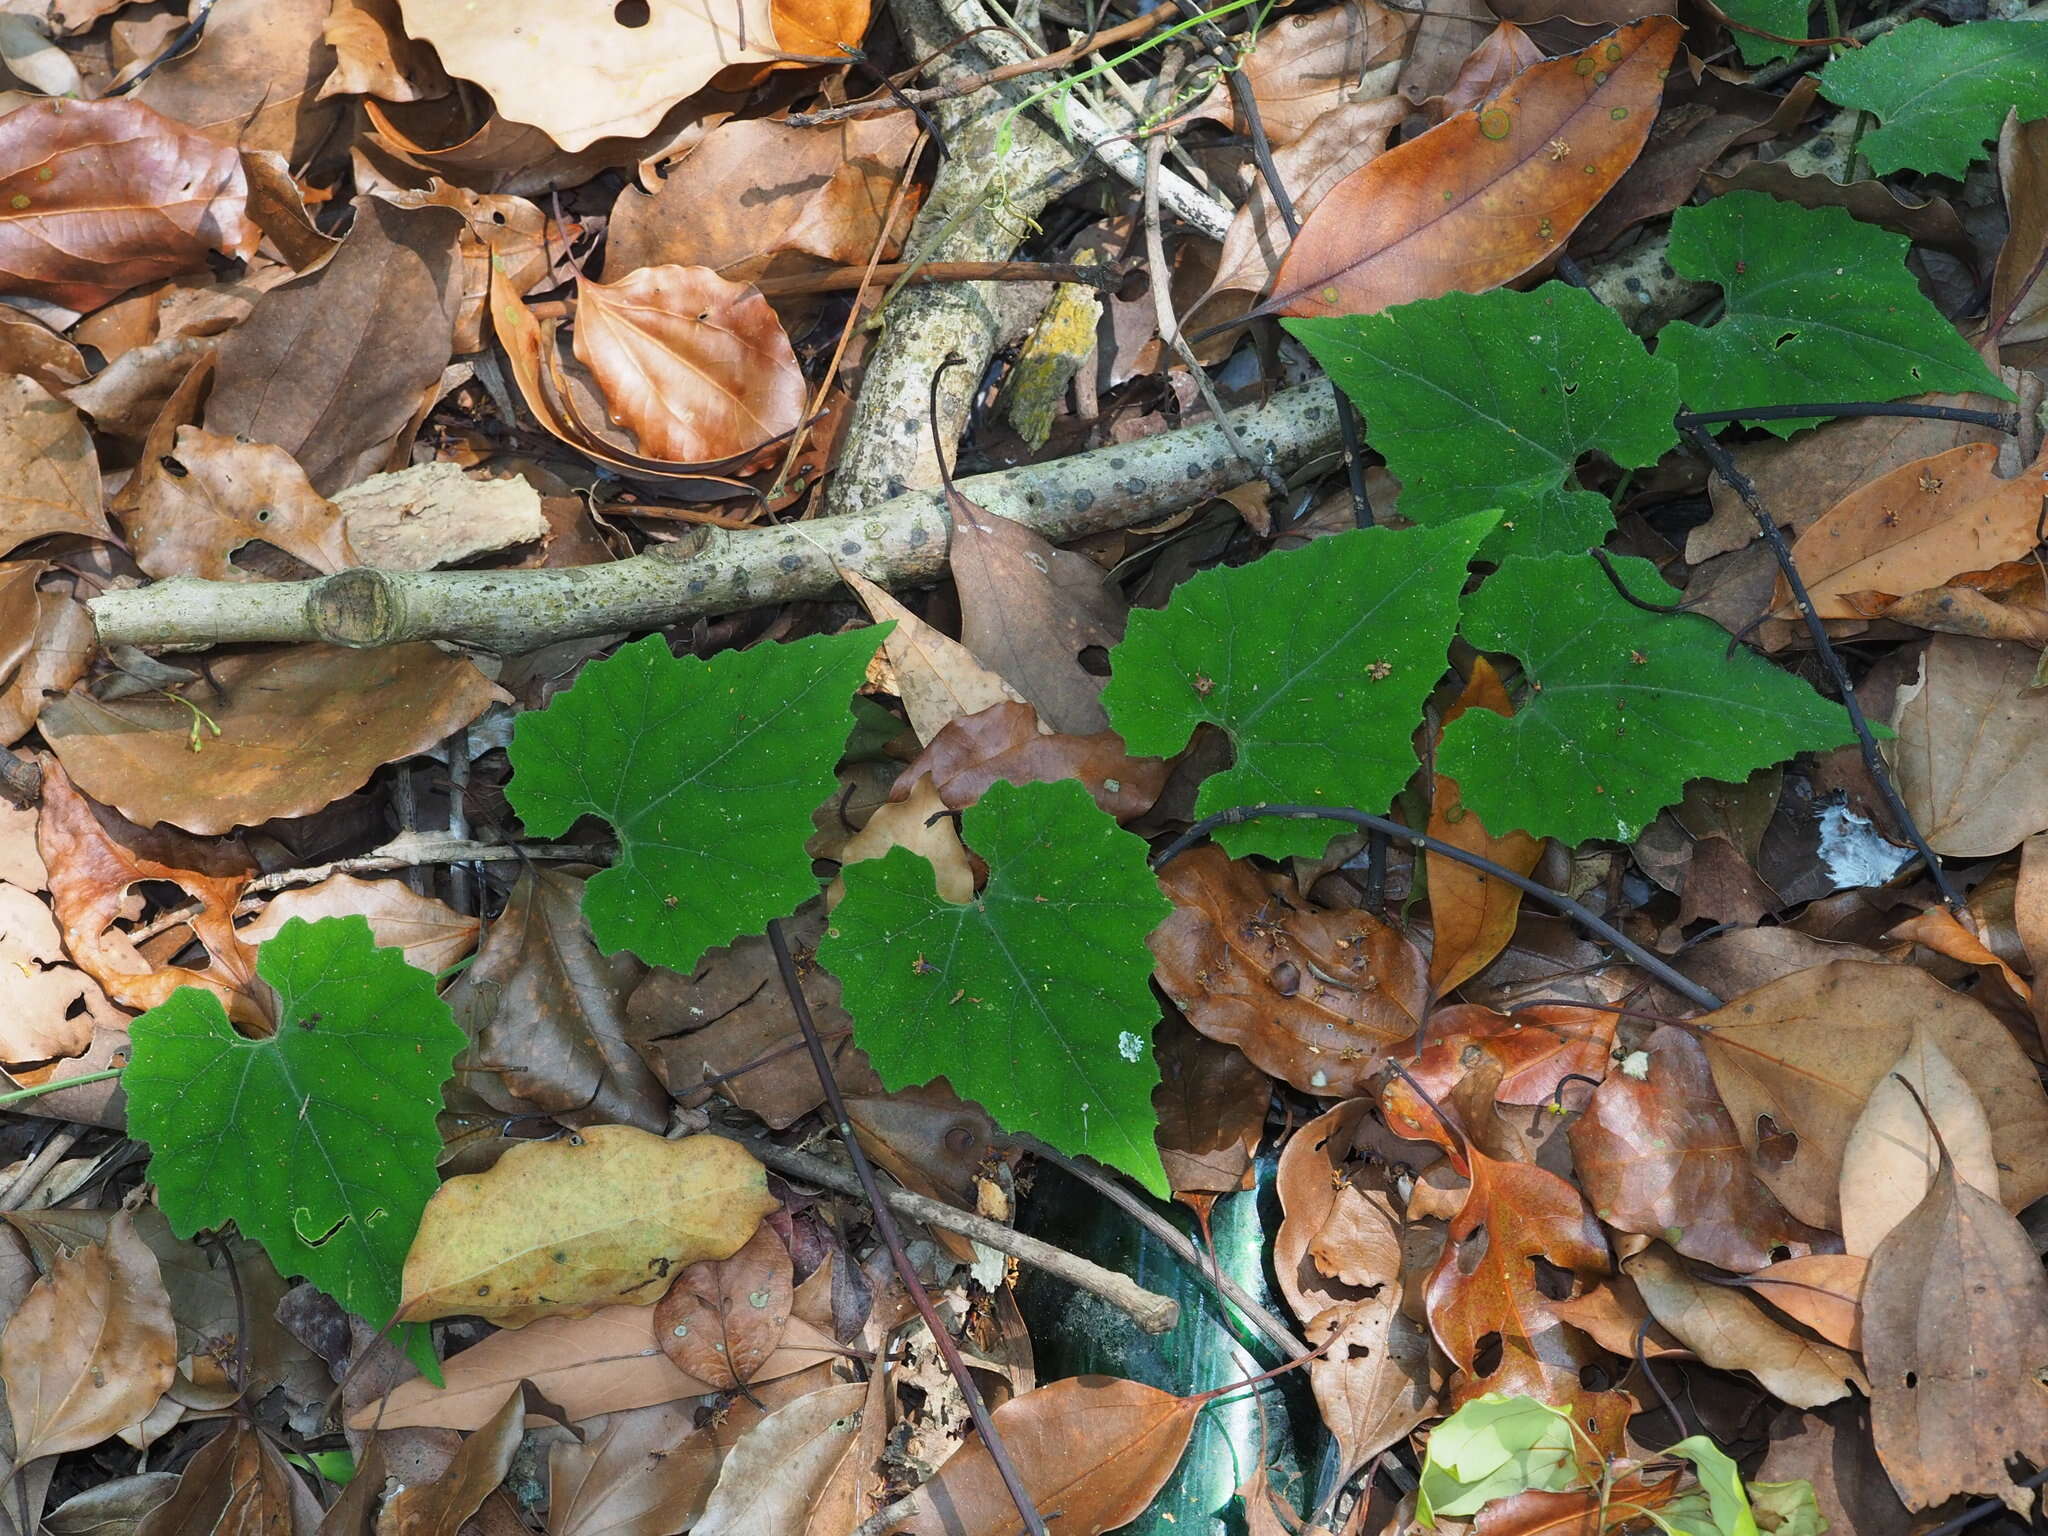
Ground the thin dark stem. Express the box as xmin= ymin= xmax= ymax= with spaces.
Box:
xmin=1675 ymin=403 xmax=2020 ymax=432
xmin=1680 ymin=422 xmax=1965 ymax=915
xmin=1632 ymin=1317 xmax=1695 ymax=1442
xmin=1153 ymin=804 xmax=1724 ymax=1011
xmin=1588 ymin=547 xmax=1690 ymax=615
xmin=766 ymin=918 xmax=1048 ymax=1536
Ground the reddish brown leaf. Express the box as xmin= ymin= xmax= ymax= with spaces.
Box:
xmin=132 ymin=1419 xmax=322 ymax=1536
xmin=886 ymin=1376 xmax=1201 ymax=1536
xmin=573 ymin=266 xmax=805 ymax=465
xmin=0 ymin=98 xmax=254 ymax=311
xmin=126 ymin=427 xmax=356 ymax=581
xmin=1152 ymin=844 xmax=1428 ymax=1095
xmin=41 ymin=643 xmax=497 ymax=836
xmin=1411 ymin=1003 xmax=1615 ymax=1108
xmin=1274 ymin=1100 xmax=1394 ymax=1322
xmin=1152 ymin=1018 xmax=1267 ymax=1209
xmin=1427 ymin=22 xmax=1546 ymax=122
xmin=654 ymin=1226 xmax=794 ymax=1392
xmin=1473 ymin=1473 xmax=1681 ymax=1536
xmin=1568 ymin=1025 xmax=1828 ymax=1272
xmin=1864 ymin=1156 xmax=2048 ymax=1511
xmin=1270 ymin=17 xmax=1681 ymax=318
xmin=894 ymin=700 xmax=1171 ymax=824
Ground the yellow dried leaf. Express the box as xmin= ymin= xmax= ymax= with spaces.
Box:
xmin=398 ymin=1126 xmax=778 ymax=1328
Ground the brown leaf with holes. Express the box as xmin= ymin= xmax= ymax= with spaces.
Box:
xmin=37 ymin=757 xmax=258 ymax=1021
xmin=1274 ymin=1099 xmax=1400 ymax=1323
xmin=1152 ymin=844 xmax=1427 ymax=1095
xmin=1152 ymin=1018 xmax=1266 ymax=1210
xmin=894 ymin=700 xmax=1171 ymax=823
xmin=41 ymin=643 xmax=497 ymax=836
xmin=1270 ymin=17 xmax=1680 ymax=318
xmin=125 ymin=427 xmax=356 ymax=581
xmin=653 ymin=1225 xmax=793 ymax=1392
xmin=1427 ymin=657 xmax=1544 ymax=996
xmin=1410 ymin=1003 xmax=1615 ymax=1108
xmin=1305 ymin=1296 xmax=1437 ymax=1484
xmin=0 ymin=375 xmax=107 ymax=558
xmin=1863 ymin=1154 xmax=2048 ymax=1511
xmin=573 ymin=266 xmax=805 ymax=465
xmin=1 ymin=1210 xmax=176 ymax=1463
xmin=0 ymin=98 xmax=254 ymax=311
xmin=1569 ymin=1025 xmax=1828 ymax=1272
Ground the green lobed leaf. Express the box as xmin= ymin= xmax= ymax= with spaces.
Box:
xmin=506 ymin=628 xmax=886 ymax=973
xmin=1660 ymin=192 xmax=2010 ymax=435
xmin=1440 ymin=553 xmax=1859 ymax=845
xmin=1287 ymin=285 xmax=1679 ymax=559
xmin=1658 ymin=1436 xmax=1761 ymax=1536
xmin=1717 ymin=0 xmax=1813 ymax=64
xmin=125 ymin=916 xmax=465 ymax=1334
xmin=1415 ymin=1394 xmax=1582 ymax=1527
xmin=1818 ymin=19 xmax=2048 ymax=177
xmin=1101 ymin=513 xmax=1497 ymax=860
xmin=820 ymin=779 xmax=1172 ymax=1195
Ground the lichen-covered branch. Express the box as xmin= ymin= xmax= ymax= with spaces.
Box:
xmin=90 ymin=382 xmax=1343 ymax=653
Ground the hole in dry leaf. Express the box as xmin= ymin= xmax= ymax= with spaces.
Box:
xmin=160 ymin=455 xmax=189 ymax=479
xmin=1530 ymin=1255 xmax=1576 ymax=1300
xmin=1472 ymin=1332 xmax=1503 ymax=1375
xmin=1755 ymin=1114 xmax=1798 ymax=1170
xmin=614 ymin=0 xmax=652 ymax=24
xmin=1079 ymin=644 xmax=1110 ymax=676
xmin=1905 ymin=1371 xmax=1919 ymax=1389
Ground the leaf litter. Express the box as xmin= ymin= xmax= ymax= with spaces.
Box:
xmin=0 ymin=2 xmax=2046 ymax=1534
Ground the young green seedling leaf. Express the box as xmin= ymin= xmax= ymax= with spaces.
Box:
xmin=1659 ymin=1436 xmax=1761 ymax=1536
xmin=1716 ymin=0 xmax=1816 ymax=64
xmin=125 ymin=916 xmax=464 ymax=1343
xmin=1818 ymin=20 xmax=2048 ymax=178
xmin=1288 ymin=284 xmax=1678 ymax=558
xmin=1415 ymin=1393 xmax=1583 ymax=1526
xmin=506 ymin=628 xmax=886 ymax=973
xmin=821 ymin=778 xmax=1172 ymax=1196
xmin=1441 ymin=553 xmax=1859 ymax=845
xmin=1660 ymin=193 xmax=2009 ymax=434
xmin=1102 ymin=513 xmax=1496 ymax=860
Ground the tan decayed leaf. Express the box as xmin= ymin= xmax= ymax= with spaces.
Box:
xmin=894 ymin=700 xmax=1171 ymax=824
xmin=692 ymin=1381 xmax=866 ymax=1536
xmin=842 ymin=569 xmax=1026 ymax=744
xmin=399 ymin=1126 xmax=780 ymax=1327
xmin=394 ymin=0 xmax=774 ymax=153
xmin=573 ymin=267 xmax=805 ymax=464
xmin=547 ymin=1402 xmax=717 ymax=1536
xmin=653 ymin=1225 xmax=793 ymax=1391
xmin=1739 ymin=1254 xmax=1865 ymax=1351
xmin=334 ymin=462 xmax=546 ymax=572
xmin=1269 ymin=17 xmax=1680 ymax=318
xmin=1 ymin=1210 xmax=177 ymax=1463
xmin=0 ymin=98 xmax=254 ymax=310
xmin=0 ymin=375 xmax=107 ymax=559
xmin=125 ymin=427 xmax=355 ymax=581
xmin=1627 ymin=1246 xmax=1864 ymax=1409
xmin=887 ymin=1377 xmax=1202 ymax=1536
xmin=1839 ymin=1026 xmax=1999 ymax=1258
xmin=0 ymin=882 xmax=122 ymax=1066
xmin=827 ymin=774 xmax=976 ymax=907
xmin=379 ymin=1383 xmax=543 ymax=1536
xmin=1891 ymin=634 xmax=2048 ymax=858
xmin=354 ymin=1304 xmax=841 ymax=1430
xmin=238 ymin=873 xmax=479 ymax=979
xmin=1305 ymin=1297 xmax=1437 ymax=1484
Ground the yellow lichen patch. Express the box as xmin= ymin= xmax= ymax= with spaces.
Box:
xmin=1005 ymin=277 xmax=1103 ymax=450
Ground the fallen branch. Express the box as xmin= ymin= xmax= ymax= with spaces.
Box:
xmin=90 ymin=382 xmax=1343 ymax=653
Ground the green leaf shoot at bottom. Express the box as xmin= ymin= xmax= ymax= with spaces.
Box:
xmin=821 ymin=778 xmax=1173 ymax=1196
xmin=1416 ymin=1394 xmax=1581 ymax=1525
xmin=1441 ymin=553 xmax=1861 ymax=845
xmin=125 ymin=916 xmax=465 ymax=1348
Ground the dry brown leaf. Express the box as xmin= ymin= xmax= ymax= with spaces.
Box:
xmin=573 ymin=266 xmax=805 ymax=465
xmin=1783 ymin=444 xmax=2048 ymax=619
xmin=1270 ymin=18 xmax=1681 ymax=318
xmin=450 ymin=866 xmax=664 ymax=1133
xmin=653 ymin=1225 xmax=793 ymax=1392
xmin=0 ymin=309 xmax=86 ymax=393
xmin=399 ymin=1126 xmax=779 ymax=1327
xmin=1864 ymin=1155 xmax=2048 ymax=1511
xmin=1152 ymin=1019 xmax=1266 ymax=1209
xmin=1152 ymin=844 xmax=1427 ymax=1095
xmin=606 ymin=113 xmax=921 ymax=282
xmin=239 ymin=873 xmax=478 ymax=979
xmin=206 ymin=197 xmax=464 ymax=496
xmin=321 ymin=0 xmax=452 ymax=104
xmin=0 ymin=881 xmax=124 ymax=1066
xmin=1305 ymin=1297 xmax=1437 ymax=1484
xmin=1192 ymin=0 xmax=1412 ymax=146
xmin=131 ymin=1420 xmax=323 ymax=1536
xmin=125 ymin=427 xmax=356 ymax=581
xmin=0 ymin=376 xmax=107 ymax=558
xmin=692 ymin=1381 xmax=866 ymax=1536
xmin=1891 ymin=634 xmax=2048 ymax=858
xmin=355 ymin=1304 xmax=840 ymax=1430
xmin=133 ymin=0 xmax=338 ymax=163
xmin=1992 ymin=112 xmax=2048 ymax=348
xmin=1697 ymin=959 xmax=2048 ymax=1229
xmin=41 ymin=643 xmax=498 ymax=836
xmin=842 ymin=569 xmax=1025 ymax=744
xmin=887 ymin=1376 xmax=1201 ymax=1536
xmin=36 ymin=758 xmax=258 ymax=1020
xmin=372 ymin=179 xmax=557 ymax=353
xmin=0 ymin=98 xmax=254 ymax=311
xmin=1838 ymin=1026 xmax=1999 ymax=1259
xmin=1739 ymin=1254 xmax=1865 ymax=1351
xmin=828 ymin=774 xmax=976 ymax=906
xmin=893 ymin=700 xmax=1171 ymax=824
xmin=394 ymin=0 xmax=773 ymax=153
xmin=1626 ymin=1245 xmax=1864 ymax=1409
xmin=1273 ymin=1101 xmax=1386 ymax=1323
xmin=1 ymin=1210 xmax=176 ymax=1463
xmin=1756 ymin=1401 xmax=1911 ymax=1536
xmin=1428 ymin=21 xmax=1546 ymax=121
xmin=379 ymin=1383 xmax=546 ymax=1536
xmin=547 ymin=1402 xmax=717 ymax=1536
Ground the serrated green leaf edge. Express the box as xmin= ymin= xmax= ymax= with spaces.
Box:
xmin=1101 ymin=512 xmax=1498 ymax=860
xmin=1288 ymin=285 xmax=1679 ymax=559
xmin=125 ymin=915 xmax=465 ymax=1332
xmin=1817 ymin=18 xmax=2048 ymax=177
xmin=505 ymin=627 xmax=888 ymax=974
xmin=820 ymin=778 xmax=1173 ymax=1196
xmin=1660 ymin=192 xmax=2009 ymax=431
xmin=1441 ymin=553 xmax=1859 ymax=845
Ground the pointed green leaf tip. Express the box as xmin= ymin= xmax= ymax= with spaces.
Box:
xmin=1441 ymin=553 xmax=1858 ymax=845
xmin=1661 ymin=192 xmax=2010 ymax=434
xmin=821 ymin=779 xmax=1172 ymax=1196
xmin=125 ymin=916 xmax=465 ymax=1331
xmin=506 ymin=627 xmax=888 ymax=972
xmin=1818 ymin=19 xmax=2048 ymax=178
xmin=1101 ymin=511 xmax=1497 ymax=861
xmin=1286 ymin=284 xmax=1679 ymax=558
